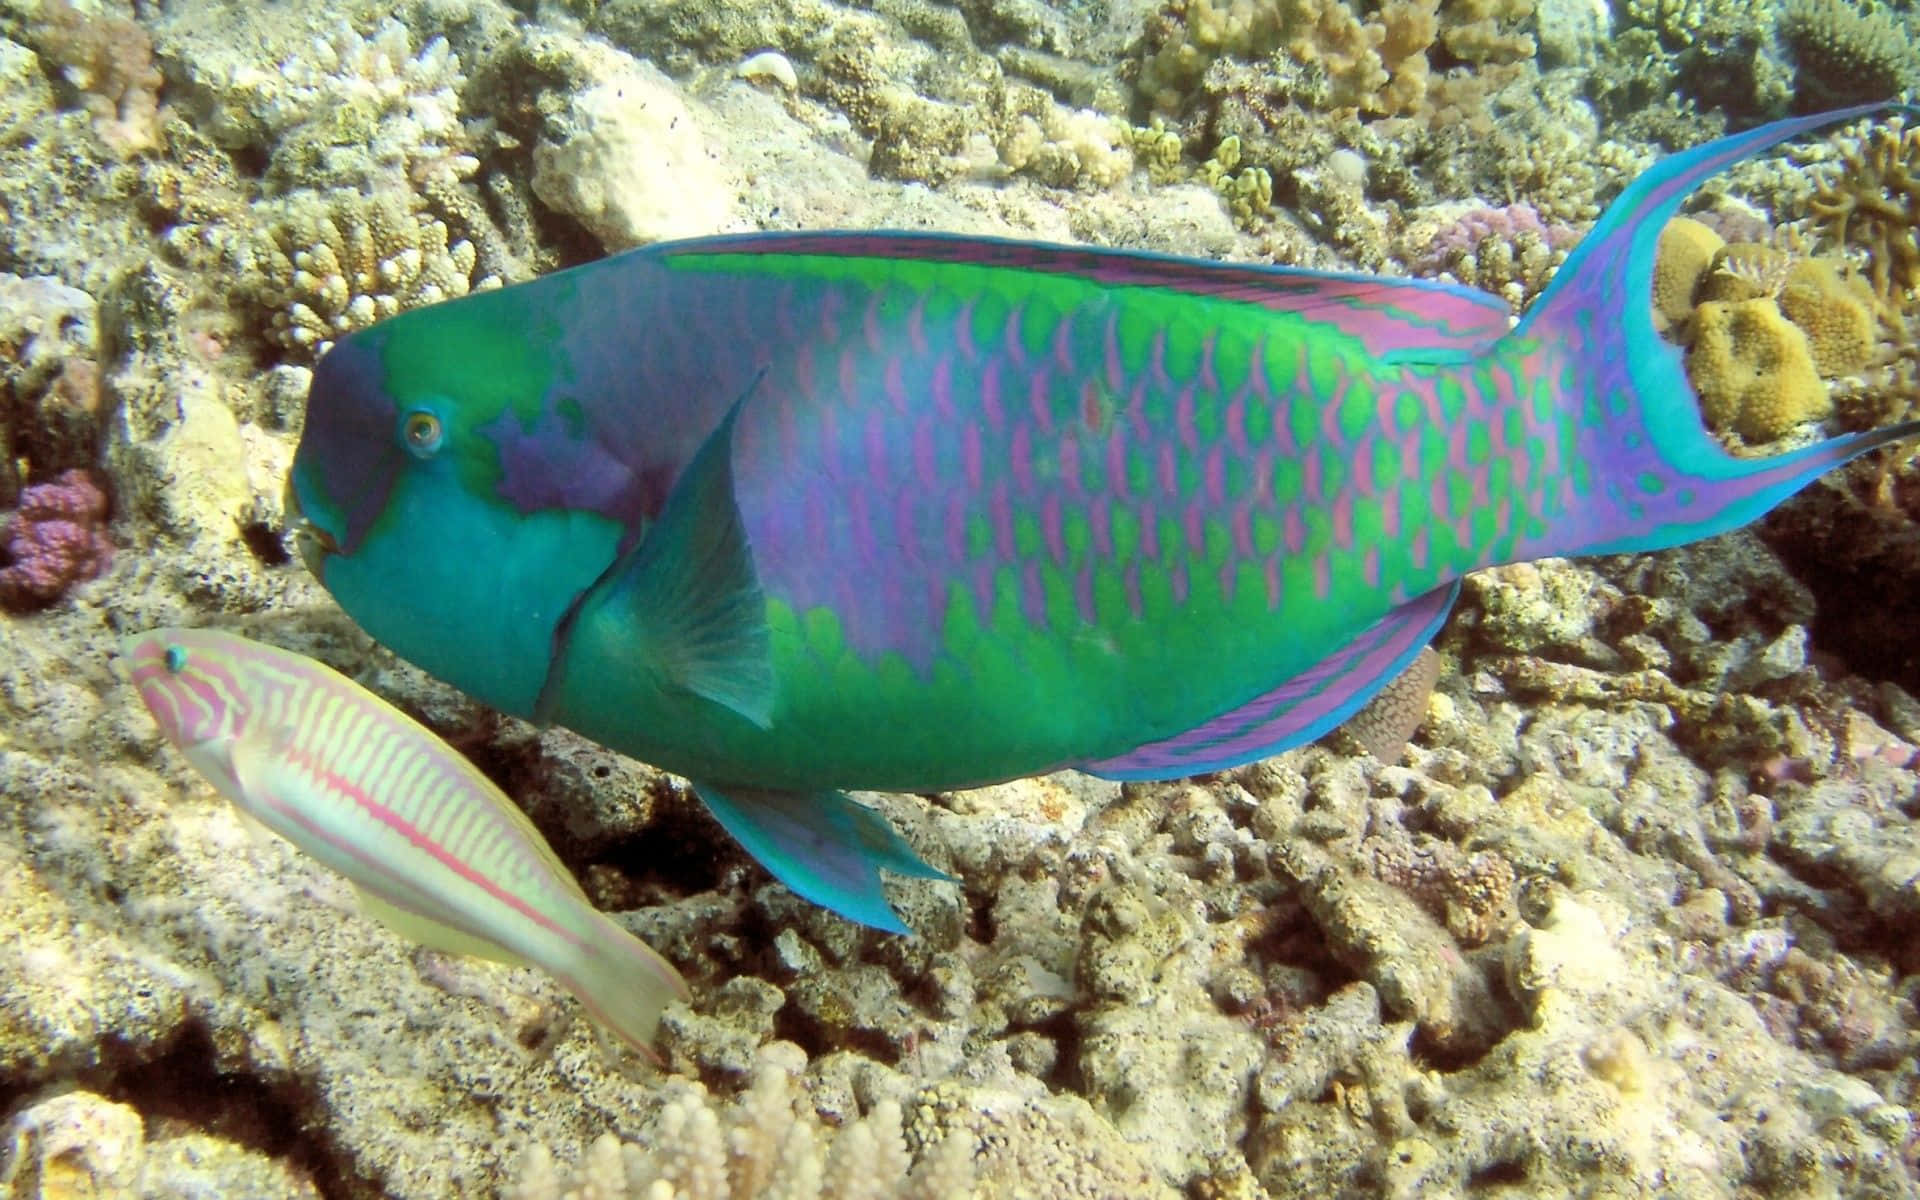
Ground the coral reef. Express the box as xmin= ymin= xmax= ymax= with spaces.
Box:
xmin=0 ymin=469 xmax=111 ymax=612
xmin=1689 ymin=296 xmax=1831 ymax=441
xmin=507 ymin=1042 xmax=974 ymax=1199
xmin=0 ymin=1 xmax=1916 ymax=1198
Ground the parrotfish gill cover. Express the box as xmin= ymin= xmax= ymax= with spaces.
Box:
xmin=286 ymin=104 xmax=1920 ymax=932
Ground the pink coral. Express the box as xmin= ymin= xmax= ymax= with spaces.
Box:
xmin=0 ymin=469 xmax=112 ymax=611
xmin=1410 ymin=203 xmax=1581 ymax=275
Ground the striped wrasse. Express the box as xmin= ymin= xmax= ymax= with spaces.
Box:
xmin=120 ymin=627 xmax=689 ymax=1062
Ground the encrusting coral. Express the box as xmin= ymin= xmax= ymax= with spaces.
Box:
xmin=505 ymin=1042 xmax=975 ymax=1200
xmin=0 ymin=469 xmax=112 ymax=612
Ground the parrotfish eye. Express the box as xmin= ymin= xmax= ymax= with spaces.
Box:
xmin=163 ymin=645 xmax=187 ymax=673
xmin=402 ymin=410 xmax=444 ymax=459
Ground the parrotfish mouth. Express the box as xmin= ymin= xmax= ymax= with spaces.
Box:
xmin=282 ymin=474 xmax=340 ymax=582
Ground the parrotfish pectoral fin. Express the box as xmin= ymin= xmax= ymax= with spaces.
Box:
xmin=693 ymin=783 xmax=952 ymax=935
xmin=662 ymin=232 xmax=1514 ymax=358
xmin=541 ymin=388 xmax=777 ymax=729
xmin=1081 ymin=582 xmax=1459 ymax=781
xmin=1507 ymin=102 xmax=1920 ymax=559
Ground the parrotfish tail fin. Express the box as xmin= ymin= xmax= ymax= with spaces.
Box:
xmin=1506 ymin=103 xmax=1920 ymax=560
xmin=694 ymin=783 xmax=952 ymax=935
xmin=561 ymin=910 xmax=693 ymax=1067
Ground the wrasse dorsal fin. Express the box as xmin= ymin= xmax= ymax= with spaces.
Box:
xmin=541 ymin=383 xmax=776 ymax=729
xmin=657 ymin=231 xmax=1514 ymax=359
xmin=693 ymin=783 xmax=952 ymax=935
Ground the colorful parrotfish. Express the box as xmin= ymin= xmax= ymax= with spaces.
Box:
xmin=287 ymin=105 xmax=1920 ymax=934
xmin=121 ymin=627 xmax=690 ymax=1060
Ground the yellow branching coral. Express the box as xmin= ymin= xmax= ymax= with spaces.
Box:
xmin=506 ymin=1043 xmax=975 ymax=1200
xmin=1809 ymin=116 xmax=1920 ymax=301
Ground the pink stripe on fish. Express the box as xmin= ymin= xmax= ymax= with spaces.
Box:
xmin=1183 ymin=501 xmax=1205 ymax=558
xmin=1029 ymin=370 xmax=1054 ymax=436
xmin=1225 ymin=395 xmax=1248 ymax=456
xmin=883 ymin=356 xmax=907 ymax=415
xmin=1042 ymin=491 xmax=1066 ymax=564
xmin=1020 ymin=559 xmax=1047 ymax=627
xmin=1331 ymin=492 xmax=1354 ymax=548
xmin=1011 ymin=422 xmax=1034 ymax=494
xmin=1090 ymin=499 xmax=1112 ymax=558
xmin=1175 ymin=385 xmax=1198 ymax=452
xmin=1158 ymin=443 xmax=1178 ymax=498
xmin=912 ymin=418 xmax=936 ymax=485
xmin=1107 ymin=429 xmax=1131 ymax=503
xmin=1231 ymin=506 xmax=1253 ymax=558
xmin=962 ymin=422 xmax=983 ymax=491
xmin=1313 ymin=554 xmax=1331 ymax=600
xmin=1003 ymin=306 xmax=1027 ymax=368
xmin=945 ymin=491 xmax=968 ymax=566
xmin=1140 ymin=502 xmax=1160 ymax=560
xmin=1058 ymin=429 xmax=1081 ymax=498
xmin=1205 ymin=444 xmax=1226 ymax=507
xmin=991 ymin=481 xmax=1015 ymax=560
xmin=907 ymin=292 xmax=929 ymax=357
xmin=1284 ymin=508 xmax=1305 ymax=555
xmin=982 ymin=360 xmax=1005 ymax=434
xmin=1217 ymin=560 xmax=1236 ymax=605
xmin=1103 ymin=313 xmax=1125 ymax=392
xmin=1363 ymin=544 xmax=1380 ymax=587
xmin=954 ymin=299 xmax=979 ymax=362
xmin=931 ymin=358 xmax=955 ymax=421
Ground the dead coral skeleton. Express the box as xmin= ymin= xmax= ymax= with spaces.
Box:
xmin=505 ymin=1042 xmax=975 ymax=1200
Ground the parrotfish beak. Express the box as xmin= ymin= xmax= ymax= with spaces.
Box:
xmin=283 ymin=473 xmax=339 ymax=583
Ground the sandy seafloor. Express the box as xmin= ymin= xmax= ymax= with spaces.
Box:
xmin=1 ymin=0 xmax=1919 ymax=1196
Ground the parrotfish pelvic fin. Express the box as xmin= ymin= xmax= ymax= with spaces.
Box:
xmin=693 ymin=783 xmax=953 ymax=935
xmin=1082 ymin=582 xmax=1460 ymax=781
xmin=538 ymin=380 xmax=777 ymax=730
xmin=1508 ymin=102 xmax=1920 ymax=560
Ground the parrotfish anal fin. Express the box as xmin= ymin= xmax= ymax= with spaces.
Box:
xmin=1340 ymin=645 xmax=1442 ymax=764
xmin=1081 ymin=582 xmax=1459 ymax=782
xmin=661 ymin=233 xmax=1513 ymax=359
xmin=543 ymin=389 xmax=776 ymax=729
xmin=693 ymin=783 xmax=952 ymax=935
xmin=352 ymin=884 xmax=532 ymax=968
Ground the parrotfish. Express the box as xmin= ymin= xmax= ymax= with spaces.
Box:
xmin=120 ymin=627 xmax=690 ymax=1061
xmin=287 ymin=105 xmax=1920 ymax=933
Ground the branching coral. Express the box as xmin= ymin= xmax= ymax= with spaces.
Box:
xmin=245 ymin=190 xmax=497 ymax=360
xmin=506 ymin=1042 xmax=975 ymax=1200
xmin=1809 ymin=116 xmax=1920 ymax=301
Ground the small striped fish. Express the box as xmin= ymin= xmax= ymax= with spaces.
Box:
xmin=120 ymin=627 xmax=690 ymax=1063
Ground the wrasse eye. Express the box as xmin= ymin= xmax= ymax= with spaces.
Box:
xmin=402 ymin=411 xmax=444 ymax=458
xmin=163 ymin=645 xmax=188 ymax=673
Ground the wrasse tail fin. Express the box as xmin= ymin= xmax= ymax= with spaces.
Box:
xmin=556 ymin=910 xmax=693 ymax=1067
xmin=1509 ymin=103 xmax=1920 ymax=559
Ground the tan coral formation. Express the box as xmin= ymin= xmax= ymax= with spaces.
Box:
xmin=506 ymin=1043 xmax=975 ymax=1200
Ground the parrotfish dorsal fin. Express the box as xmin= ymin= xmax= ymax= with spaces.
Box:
xmin=540 ymin=390 xmax=777 ymax=729
xmin=659 ymin=232 xmax=1514 ymax=359
xmin=1081 ymin=582 xmax=1459 ymax=781
xmin=693 ymin=783 xmax=952 ymax=935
